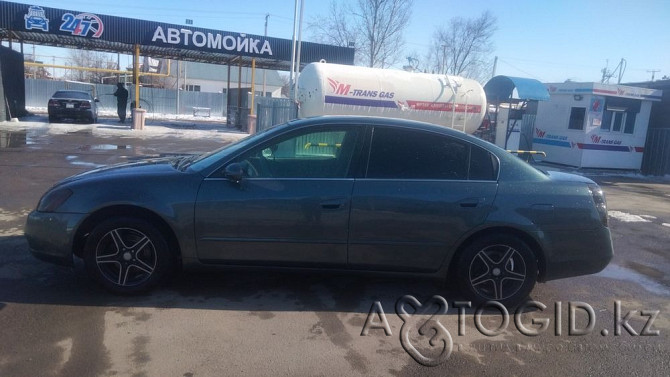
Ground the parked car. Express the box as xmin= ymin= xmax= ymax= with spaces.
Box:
xmin=47 ymin=90 xmax=99 ymax=124
xmin=25 ymin=116 xmax=612 ymax=306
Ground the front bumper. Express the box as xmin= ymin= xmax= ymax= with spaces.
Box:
xmin=541 ymin=226 xmax=614 ymax=281
xmin=25 ymin=211 xmax=87 ymax=267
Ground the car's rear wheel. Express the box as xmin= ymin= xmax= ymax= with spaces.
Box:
xmin=456 ymin=234 xmax=537 ymax=308
xmin=48 ymin=115 xmax=57 ymax=123
xmin=83 ymin=217 xmax=174 ymax=294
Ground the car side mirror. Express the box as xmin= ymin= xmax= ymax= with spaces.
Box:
xmin=224 ymin=163 xmax=244 ymax=183
xmin=94 ymin=98 xmax=100 ymax=102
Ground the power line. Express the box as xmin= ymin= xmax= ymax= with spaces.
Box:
xmin=497 ymin=59 xmax=543 ymax=81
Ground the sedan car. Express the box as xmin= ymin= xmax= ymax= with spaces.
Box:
xmin=25 ymin=116 xmax=613 ymax=306
xmin=48 ymin=90 xmax=99 ymax=124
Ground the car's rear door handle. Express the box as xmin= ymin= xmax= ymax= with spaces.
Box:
xmin=321 ymin=198 xmax=347 ymax=210
xmin=459 ymin=197 xmax=484 ymax=208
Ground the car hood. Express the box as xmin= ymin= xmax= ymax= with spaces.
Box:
xmin=544 ymin=170 xmax=596 ymax=184
xmin=57 ymin=156 xmax=187 ymax=186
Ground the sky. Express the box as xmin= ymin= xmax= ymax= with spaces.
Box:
xmin=7 ymin=0 xmax=670 ymax=83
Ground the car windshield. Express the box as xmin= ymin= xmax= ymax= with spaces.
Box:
xmin=52 ymin=91 xmax=90 ymax=100
xmin=185 ymin=123 xmax=285 ymax=171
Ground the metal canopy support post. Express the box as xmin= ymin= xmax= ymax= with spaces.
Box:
xmin=226 ymin=60 xmax=231 ymax=123
xmin=250 ymin=58 xmax=256 ymax=115
xmin=176 ymin=60 xmax=180 ymax=115
xmin=133 ymin=44 xmax=140 ymax=109
xmin=235 ymin=56 xmax=242 ymax=121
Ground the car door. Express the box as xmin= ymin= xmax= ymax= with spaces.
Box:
xmin=348 ymin=126 xmax=499 ymax=272
xmin=194 ymin=125 xmax=363 ymax=267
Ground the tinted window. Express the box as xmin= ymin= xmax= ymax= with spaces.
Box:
xmin=366 ymin=127 xmax=468 ymax=180
xmin=568 ymin=107 xmax=585 ymax=130
xmin=52 ymin=91 xmax=90 ymax=100
xmin=624 ymin=112 xmax=636 ymax=134
xmin=469 ymin=145 xmax=497 ymax=180
xmin=228 ymin=127 xmax=360 ymax=178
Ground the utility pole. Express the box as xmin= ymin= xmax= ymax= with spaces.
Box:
xmin=617 ymin=58 xmax=626 ymax=84
xmin=293 ymin=0 xmax=304 ymax=99
xmin=263 ymin=13 xmax=268 ymax=97
xmin=647 ymin=69 xmax=660 ymax=81
xmin=492 ymin=56 xmax=498 ymax=78
xmin=289 ymin=0 xmax=299 ymax=100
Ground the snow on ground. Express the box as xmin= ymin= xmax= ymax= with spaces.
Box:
xmin=663 ymin=223 xmax=670 ymax=228
xmin=3 ymin=111 xmax=249 ymax=142
xmin=608 ymin=210 xmax=652 ymax=223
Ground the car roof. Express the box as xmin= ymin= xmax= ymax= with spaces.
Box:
xmin=286 ymin=115 xmax=494 ymax=149
xmin=53 ymin=90 xmax=90 ymax=95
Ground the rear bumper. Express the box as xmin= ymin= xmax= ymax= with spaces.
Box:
xmin=541 ymin=226 xmax=613 ymax=281
xmin=25 ymin=211 xmax=87 ymax=267
xmin=48 ymin=109 xmax=95 ymax=119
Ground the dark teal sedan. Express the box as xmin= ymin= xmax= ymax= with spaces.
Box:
xmin=25 ymin=116 xmax=613 ymax=306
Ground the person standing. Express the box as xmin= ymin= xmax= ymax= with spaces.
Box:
xmin=113 ymin=83 xmax=129 ymax=123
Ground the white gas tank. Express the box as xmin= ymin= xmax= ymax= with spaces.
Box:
xmin=297 ymin=62 xmax=487 ymax=134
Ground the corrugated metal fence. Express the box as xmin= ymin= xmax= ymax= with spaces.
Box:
xmin=25 ymin=79 xmax=227 ymax=116
xmin=256 ymin=97 xmax=298 ymax=132
xmin=642 ymin=128 xmax=670 ymax=176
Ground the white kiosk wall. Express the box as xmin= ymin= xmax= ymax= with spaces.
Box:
xmin=533 ymin=83 xmax=661 ymax=169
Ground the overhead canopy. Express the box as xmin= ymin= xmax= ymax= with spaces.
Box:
xmin=0 ymin=1 xmax=355 ymax=70
xmin=484 ymin=75 xmax=550 ymax=104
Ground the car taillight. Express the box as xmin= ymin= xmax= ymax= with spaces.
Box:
xmin=588 ymin=184 xmax=608 ymax=226
xmin=80 ymin=101 xmax=91 ymax=109
xmin=48 ymin=99 xmax=59 ymax=107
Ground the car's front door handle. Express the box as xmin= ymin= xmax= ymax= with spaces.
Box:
xmin=459 ymin=197 xmax=484 ymax=208
xmin=321 ymin=198 xmax=347 ymax=210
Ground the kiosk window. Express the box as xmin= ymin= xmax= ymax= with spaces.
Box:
xmin=568 ymin=107 xmax=586 ymax=130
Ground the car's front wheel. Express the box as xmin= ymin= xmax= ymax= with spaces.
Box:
xmin=83 ymin=217 xmax=174 ymax=294
xmin=456 ymin=234 xmax=538 ymax=308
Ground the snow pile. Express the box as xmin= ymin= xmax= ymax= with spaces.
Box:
xmin=1 ymin=115 xmax=249 ymax=142
xmin=608 ymin=210 xmax=651 ymax=223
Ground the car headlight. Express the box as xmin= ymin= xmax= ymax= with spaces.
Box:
xmin=37 ymin=188 xmax=73 ymax=212
xmin=587 ymin=184 xmax=608 ymax=227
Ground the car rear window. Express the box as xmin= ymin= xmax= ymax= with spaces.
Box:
xmin=52 ymin=91 xmax=90 ymax=100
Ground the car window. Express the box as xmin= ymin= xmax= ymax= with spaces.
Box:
xmin=225 ymin=127 xmax=360 ymax=179
xmin=52 ymin=91 xmax=90 ymax=100
xmin=469 ymin=145 xmax=498 ymax=180
xmin=366 ymin=127 xmax=469 ymax=180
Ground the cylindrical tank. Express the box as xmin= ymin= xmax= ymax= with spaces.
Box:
xmin=297 ymin=62 xmax=487 ymax=134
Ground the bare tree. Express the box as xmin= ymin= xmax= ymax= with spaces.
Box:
xmin=308 ymin=2 xmax=359 ymax=49
xmin=309 ymin=0 xmax=413 ymax=68
xmin=429 ymin=11 xmax=496 ymax=80
xmin=66 ymin=49 xmax=118 ymax=83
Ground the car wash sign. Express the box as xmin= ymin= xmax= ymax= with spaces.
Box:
xmin=0 ymin=1 xmax=354 ymax=65
xmin=151 ymin=27 xmax=273 ymax=56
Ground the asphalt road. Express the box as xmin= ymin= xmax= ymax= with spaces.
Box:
xmin=1 ymin=119 xmax=668 ymax=377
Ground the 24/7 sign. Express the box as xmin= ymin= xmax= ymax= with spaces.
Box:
xmin=59 ymin=12 xmax=104 ymax=38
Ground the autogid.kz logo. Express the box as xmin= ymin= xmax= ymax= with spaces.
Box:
xmin=361 ymin=296 xmax=661 ymax=367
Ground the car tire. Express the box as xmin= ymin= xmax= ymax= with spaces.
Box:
xmin=83 ymin=217 xmax=175 ymax=294
xmin=456 ymin=234 xmax=537 ymax=308
xmin=48 ymin=115 xmax=56 ymax=123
